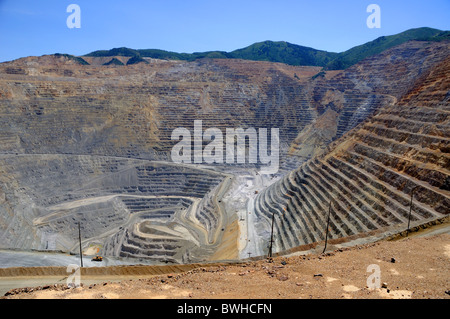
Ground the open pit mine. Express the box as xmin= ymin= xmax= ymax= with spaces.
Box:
xmin=0 ymin=40 xmax=448 ymax=266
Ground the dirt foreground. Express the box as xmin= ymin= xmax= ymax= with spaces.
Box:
xmin=2 ymin=229 xmax=449 ymax=300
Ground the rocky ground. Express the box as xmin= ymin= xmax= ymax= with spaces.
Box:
xmin=3 ymin=226 xmax=449 ymax=299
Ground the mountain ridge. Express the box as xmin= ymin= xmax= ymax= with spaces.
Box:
xmin=84 ymin=27 xmax=449 ymax=69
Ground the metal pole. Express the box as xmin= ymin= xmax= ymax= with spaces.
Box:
xmin=268 ymin=212 xmax=275 ymax=258
xmin=322 ymin=200 xmax=332 ymax=254
xmin=406 ymin=187 xmax=417 ymax=237
xmin=78 ymin=222 xmax=83 ymax=268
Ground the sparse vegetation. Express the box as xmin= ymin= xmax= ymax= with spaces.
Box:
xmin=54 ymin=53 xmax=89 ymax=65
xmin=103 ymin=58 xmax=124 ymax=66
xmin=312 ymin=70 xmax=326 ymax=80
xmin=126 ymin=55 xmax=149 ymax=65
xmin=325 ymin=27 xmax=450 ymax=70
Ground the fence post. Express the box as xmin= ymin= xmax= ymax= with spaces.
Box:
xmin=322 ymin=200 xmax=332 ymax=254
xmin=407 ymin=186 xmax=418 ymax=236
xmin=78 ymin=222 xmax=83 ymax=268
xmin=268 ymin=212 xmax=275 ymax=258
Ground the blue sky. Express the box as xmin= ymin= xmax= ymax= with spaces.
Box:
xmin=0 ymin=0 xmax=449 ymax=62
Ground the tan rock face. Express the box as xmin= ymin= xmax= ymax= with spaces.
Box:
xmin=0 ymin=40 xmax=448 ymax=263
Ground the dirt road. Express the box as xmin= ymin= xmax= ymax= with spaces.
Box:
xmin=2 ymin=225 xmax=449 ymax=299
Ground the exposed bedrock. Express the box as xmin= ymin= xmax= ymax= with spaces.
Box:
xmin=0 ymin=155 xmax=228 ymax=263
xmin=0 ymin=40 xmax=448 ymax=262
xmin=251 ymin=81 xmax=449 ymax=255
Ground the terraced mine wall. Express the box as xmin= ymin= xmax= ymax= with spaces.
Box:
xmin=252 ymin=46 xmax=450 ymax=256
xmin=0 ymin=155 xmax=231 ymax=263
xmin=0 ymin=40 xmax=448 ymax=263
